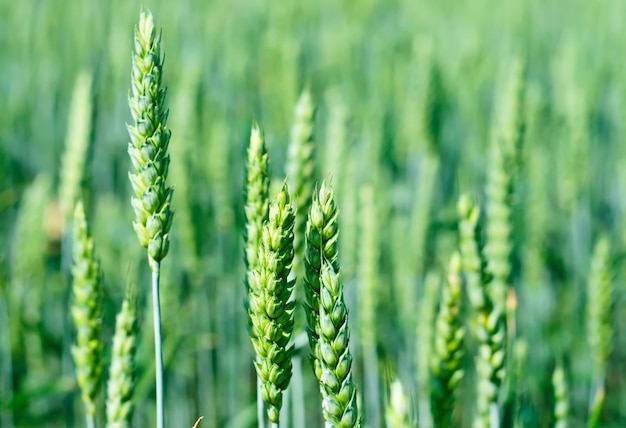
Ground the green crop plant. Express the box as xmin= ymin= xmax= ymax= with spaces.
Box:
xmin=3 ymin=1 xmax=626 ymax=427
xmin=553 ymin=364 xmax=569 ymax=428
xmin=243 ymin=122 xmax=270 ymax=427
xmin=316 ymin=262 xmax=360 ymax=427
xmin=127 ymin=10 xmax=173 ymax=428
xmin=247 ymin=183 xmax=296 ymax=426
xmin=303 ymin=181 xmax=339 ymax=381
xmin=430 ymin=252 xmax=464 ymax=427
xmin=287 ymin=87 xmax=316 ymax=286
xmin=385 ymin=379 xmax=411 ymax=428
xmin=586 ymin=236 xmax=613 ymax=428
xmin=70 ymin=200 xmax=103 ymax=428
xmin=106 ymin=296 xmax=138 ymax=428
xmin=457 ymin=195 xmax=506 ymax=428
xmin=59 ymin=73 xmax=93 ymax=225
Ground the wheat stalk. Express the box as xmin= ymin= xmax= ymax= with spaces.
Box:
xmin=586 ymin=236 xmax=612 ymax=427
xmin=59 ymin=72 xmax=93 ymax=225
xmin=106 ymin=297 xmax=137 ymax=428
xmin=245 ymin=122 xmax=270 ymax=292
xmin=303 ymin=180 xmax=339 ymax=377
xmin=553 ymin=364 xmax=569 ymax=428
xmin=287 ymin=87 xmax=316 ymax=283
xmin=70 ymin=200 xmax=103 ymax=428
xmin=484 ymin=58 xmax=524 ymax=311
xmin=457 ymin=195 xmax=506 ymax=428
xmin=243 ymin=122 xmax=270 ymax=427
xmin=385 ymin=379 xmax=411 ymax=428
xmin=127 ymin=10 xmax=172 ymax=428
xmin=248 ymin=183 xmax=296 ymax=426
xmin=317 ymin=261 xmax=360 ymax=427
xmin=430 ymin=252 xmax=464 ymax=427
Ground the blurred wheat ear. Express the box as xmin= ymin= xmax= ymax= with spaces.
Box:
xmin=430 ymin=252 xmax=464 ymax=428
xmin=106 ymin=296 xmax=138 ymax=428
xmin=70 ymin=200 xmax=103 ymax=428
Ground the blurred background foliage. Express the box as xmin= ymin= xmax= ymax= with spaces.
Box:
xmin=1 ymin=0 xmax=626 ymax=426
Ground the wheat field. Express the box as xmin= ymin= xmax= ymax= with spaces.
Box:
xmin=1 ymin=0 xmax=626 ymax=427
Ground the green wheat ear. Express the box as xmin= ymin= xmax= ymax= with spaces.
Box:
xmin=70 ymin=200 xmax=103 ymax=425
xmin=303 ymin=180 xmax=339 ymax=379
xmin=243 ymin=121 xmax=271 ymax=427
xmin=59 ymin=73 xmax=93 ymax=224
xmin=248 ymin=182 xmax=296 ymax=424
xmin=430 ymin=252 xmax=465 ymax=428
xmin=385 ymin=378 xmax=411 ymax=428
xmin=127 ymin=9 xmax=173 ymax=274
xmin=106 ymin=296 xmax=138 ymax=428
xmin=553 ymin=364 xmax=569 ymax=428
xmin=318 ymin=261 xmax=360 ymax=428
xmin=287 ymin=87 xmax=316 ymax=281
xmin=586 ymin=235 xmax=612 ymax=427
xmin=244 ymin=121 xmax=270 ymax=292
xmin=457 ymin=195 xmax=506 ymax=428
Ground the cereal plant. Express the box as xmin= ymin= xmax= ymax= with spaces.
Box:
xmin=2 ymin=1 xmax=626 ymax=427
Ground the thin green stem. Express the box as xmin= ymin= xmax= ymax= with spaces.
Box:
xmin=257 ymin=375 xmax=265 ymax=428
xmin=86 ymin=414 xmax=95 ymax=428
xmin=152 ymin=266 xmax=164 ymax=428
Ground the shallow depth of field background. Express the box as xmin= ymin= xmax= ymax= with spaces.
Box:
xmin=1 ymin=0 xmax=626 ymax=426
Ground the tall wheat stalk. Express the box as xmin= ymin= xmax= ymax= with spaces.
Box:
xmin=127 ymin=10 xmax=173 ymax=428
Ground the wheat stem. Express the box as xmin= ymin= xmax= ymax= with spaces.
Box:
xmin=152 ymin=267 xmax=165 ymax=428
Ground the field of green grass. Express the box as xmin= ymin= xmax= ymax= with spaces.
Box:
xmin=1 ymin=0 xmax=626 ymax=427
